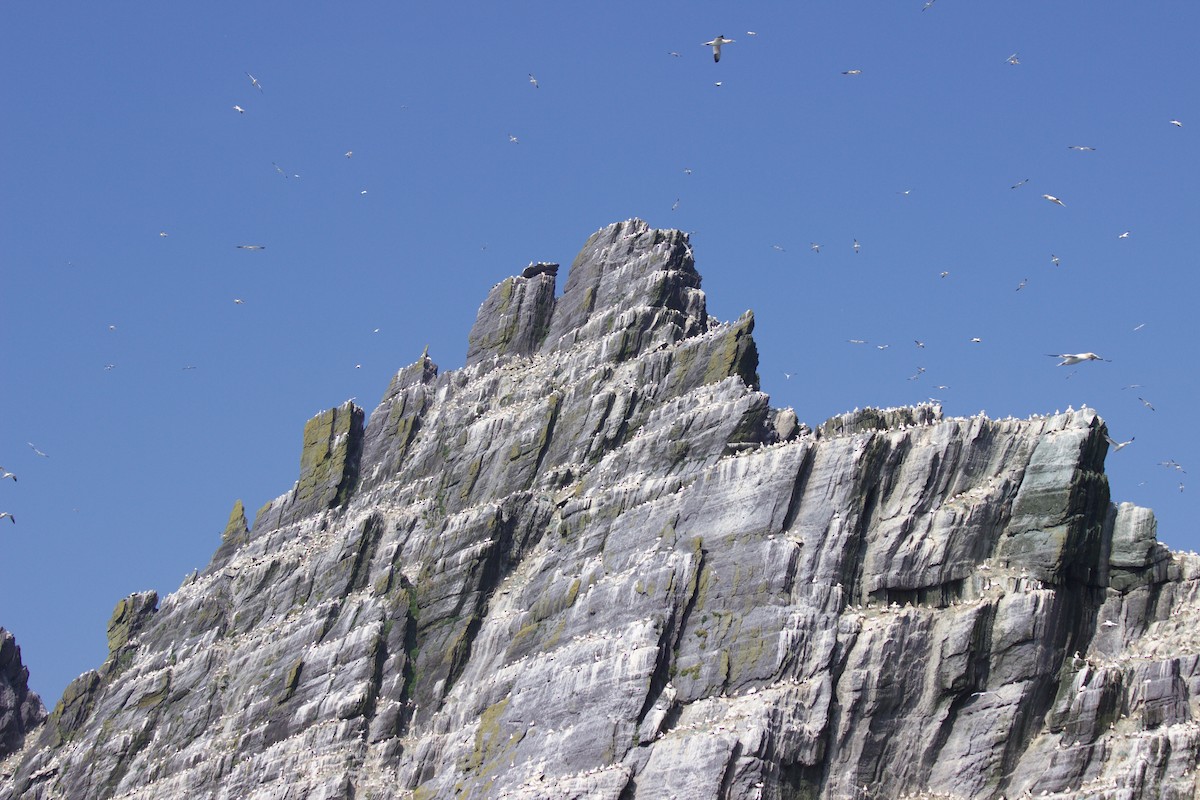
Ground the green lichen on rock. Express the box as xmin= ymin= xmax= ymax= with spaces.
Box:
xmin=703 ymin=311 xmax=759 ymax=389
xmin=43 ymin=670 xmax=102 ymax=747
xmin=106 ymin=591 xmax=158 ymax=656
xmin=294 ymin=402 xmax=365 ymax=513
xmin=279 ymin=658 xmax=304 ymax=705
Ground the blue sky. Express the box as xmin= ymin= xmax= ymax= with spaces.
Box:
xmin=2 ymin=1 xmax=1196 ymax=705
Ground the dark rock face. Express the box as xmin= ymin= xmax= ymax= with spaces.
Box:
xmin=4 ymin=219 xmax=1200 ymax=799
xmin=0 ymin=629 xmax=45 ymax=760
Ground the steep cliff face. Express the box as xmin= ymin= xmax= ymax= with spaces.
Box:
xmin=4 ymin=220 xmax=1200 ymax=799
xmin=0 ymin=629 xmax=45 ymax=761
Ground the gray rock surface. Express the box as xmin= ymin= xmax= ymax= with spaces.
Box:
xmin=0 ymin=629 xmax=45 ymax=761
xmin=4 ymin=219 xmax=1200 ymax=799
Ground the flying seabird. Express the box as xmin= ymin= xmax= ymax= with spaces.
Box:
xmin=1104 ymin=435 xmax=1135 ymax=452
xmin=1011 ymin=178 xmax=1030 ymax=189
xmin=1 ymin=471 xmax=15 ymax=482
xmin=842 ymin=69 xmax=862 ymax=76
xmin=1042 ymin=194 xmax=1066 ymax=206
xmin=1170 ymin=120 xmax=1183 ymax=127
xmin=1067 ymin=145 xmax=1096 ymax=151
xmin=508 ymin=134 xmax=519 ymax=143
xmin=1005 ymin=53 xmax=1020 ymax=65
xmin=28 ymin=443 xmax=48 ymax=458
xmin=853 ymin=239 xmax=861 ymax=253
xmin=233 ymin=105 xmax=245 ymax=114
xmin=704 ymin=35 xmax=734 ymax=62
xmin=1015 ymin=277 xmax=1028 ymax=291
xmin=1048 ymin=353 xmax=1108 ymax=366
xmin=246 ymin=72 xmax=263 ymax=92
xmin=345 ymin=150 xmax=353 ymax=158
xmin=236 ymin=245 xmax=265 ymax=250
xmin=1051 ymin=254 xmax=1061 ymax=266
xmin=1138 ymin=397 xmax=1155 ymax=411
xmin=528 ymin=73 xmax=538 ymax=89
xmin=0 ymin=513 xmax=13 ymax=524
xmin=1118 ymin=231 xmax=1130 ymax=239
xmin=234 ymin=298 xmax=245 ymax=304
xmin=810 ymin=243 xmax=821 ymax=253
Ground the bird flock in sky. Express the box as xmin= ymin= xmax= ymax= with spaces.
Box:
xmin=674 ymin=28 xmax=1188 ymax=494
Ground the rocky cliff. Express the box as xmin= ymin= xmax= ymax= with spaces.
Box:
xmin=4 ymin=219 xmax=1200 ymax=799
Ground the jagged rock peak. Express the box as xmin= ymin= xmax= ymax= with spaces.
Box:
xmin=467 ymin=219 xmax=706 ymax=369
xmin=0 ymin=629 xmax=45 ymax=760
xmin=5 ymin=222 xmax=1200 ymax=800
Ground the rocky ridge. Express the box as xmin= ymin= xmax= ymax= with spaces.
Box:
xmin=3 ymin=219 xmax=1200 ymax=799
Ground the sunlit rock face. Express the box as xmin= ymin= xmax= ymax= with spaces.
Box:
xmin=5 ymin=220 xmax=1200 ymax=800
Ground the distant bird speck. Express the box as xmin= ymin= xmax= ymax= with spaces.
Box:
xmin=234 ymin=298 xmax=245 ymax=304
xmin=1118 ymin=231 xmax=1130 ymax=239
xmin=1051 ymin=254 xmax=1061 ymax=267
xmin=922 ymin=0 xmax=938 ymax=10
xmin=0 ymin=513 xmax=14 ymax=524
xmin=1 ymin=471 xmax=16 ymax=482
xmin=528 ymin=73 xmax=538 ymax=89
xmin=668 ymin=51 xmax=682 ymax=58
xmin=1010 ymin=178 xmax=1029 ymax=189
xmin=1139 ymin=397 xmax=1156 ymax=411
xmin=939 ymin=271 xmax=949 ymax=278
xmin=704 ymin=35 xmax=734 ymax=62
xmin=236 ymin=245 xmax=265 ymax=250
xmin=1016 ymin=278 xmax=1028 ymax=291
xmin=28 ymin=443 xmax=48 ymax=458
xmin=810 ymin=243 xmax=821 ymax=253
xmin=344 ymin=150 xmax=353 ymax=158
xmin=1067 ymin=145 xmax=1096 ymax=151
xmin=1043 ymin=194 xmax=1065 ymax=206
xmin=853 ymin=239 xmax=861 ymax=253
xmin=1169 ymin=119 xmax=1183 ymax=127
xmin=1005 ymin=53 xmax=1020 ymax=65
xmin=970 ymin=337 xmax=982 ymax=343
xmin=842 ymin=69 xmax=862 ymax=76
xmin=246 ymin=72 xmax=263 ymax=92
xmin=159 ymin=231 xmax=168 ymax=237
xmin=747 ymin=31 xmax=758 ymax=36
xmin=671 ymin=198 xmax=680 ymax=211
xmin=509 ymin=134 xmax=519 ymax=143
xmin=232 ymin=105 xmax=245 ymax=114
xmin=915 ymin=340 xmax=925 ymax=348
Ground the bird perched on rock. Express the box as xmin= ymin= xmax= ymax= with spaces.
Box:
xmin=704 ymin=35 xmax=734 ymax=62
xmin=1048 ymin=353 xmax=1108 ymax=366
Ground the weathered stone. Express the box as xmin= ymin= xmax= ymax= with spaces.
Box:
xmin=466 ymin=271 xmax=556 ymax=367
xmin=0 ymin=629 xmax=45 ymax=759
xmin=4 ymin=221 xmax=1200 ymax=800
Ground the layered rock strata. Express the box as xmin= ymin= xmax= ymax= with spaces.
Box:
xmin=4 ymin=220 xmax=1200 ymax=799
xmin=0 ymin=629 xmax=45 ymax=762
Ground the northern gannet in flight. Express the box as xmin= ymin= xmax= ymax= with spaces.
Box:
xmin=0 ymin=513 xmax=13 ymax=524
xmin=28 ymin=443 xmax=48 ymax=458
xmin=1048 ymin=352 xmax=1108 ymax=366
xmin=704 ymin=35 xmax=734 ymax=62
xmin=528 ymin=73 xmax=538 ymax=89
xmin=1042 ymin=194 xmax=1065 ymax=206
xmin=246 ymin=72 xmax=263 ymax=92
xmin=233 ymin=105 xmax=245 ymax=114
xmin=236 ymin=244 xmax=265 ymax=250
xmin=1104 ymin=435 xmax=1134 ymax=452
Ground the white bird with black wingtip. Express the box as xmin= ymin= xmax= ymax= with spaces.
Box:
xmin=704 ymin=35 xmax=734 ymax=62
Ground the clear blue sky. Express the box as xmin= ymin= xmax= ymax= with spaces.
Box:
xmin=2 ymin=2 xmax=1196 ymax=705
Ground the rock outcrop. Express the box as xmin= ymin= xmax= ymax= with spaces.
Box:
xmin=4 ymin=219 xmax=1200 ymax=799
xmin=0 ymin=629 xmax=45 ymax=762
